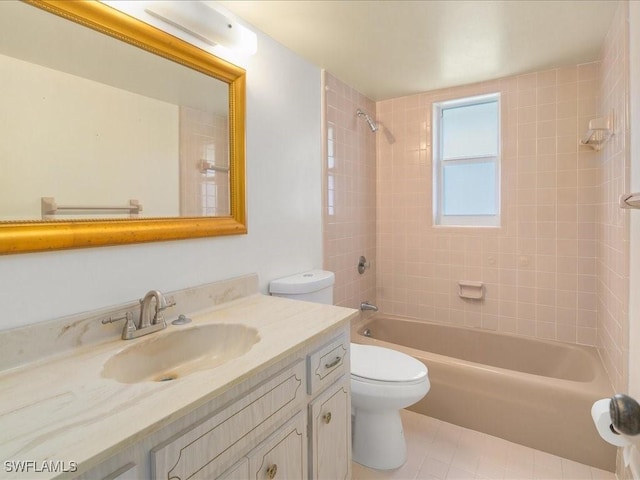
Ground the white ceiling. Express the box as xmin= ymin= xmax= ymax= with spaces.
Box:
xmin=220 ymin=0 xmax=618 ymax=101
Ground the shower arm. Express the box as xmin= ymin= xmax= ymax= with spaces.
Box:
xmin=356 ymin=109 xmax=378 ymax=132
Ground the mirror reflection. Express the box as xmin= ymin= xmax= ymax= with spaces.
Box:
xmin=0 ymin=1 xmax=231 ymax=221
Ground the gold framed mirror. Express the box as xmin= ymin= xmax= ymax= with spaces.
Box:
xmin=0 ymin=0 xmax=246 ymax=254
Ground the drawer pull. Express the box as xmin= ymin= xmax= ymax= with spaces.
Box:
xmin=323 ymin=412 xmax=332 ymax=424
xmin=266 ymin=463 xmax=278 ymax=479
xmin=325 ymin=356 xmax=342 ymax=369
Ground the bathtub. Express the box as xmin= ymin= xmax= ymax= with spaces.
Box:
xmin=352 ymin=314 xmax=616 ymax=471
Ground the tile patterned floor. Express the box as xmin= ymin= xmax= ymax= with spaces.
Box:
xmin=352 ymin=410 xmax=616 ymax=480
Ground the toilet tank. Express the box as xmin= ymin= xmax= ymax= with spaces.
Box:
xmin=269 ymin=270 xmax=335 ymax=304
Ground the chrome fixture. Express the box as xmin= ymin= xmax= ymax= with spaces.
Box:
xmin=580 ymin=111 xmax=614 ymax=151
xmin=41 ymin=196 xmax=142 ymax=220
xmin=357 ymin=255 xmax=371 ymax=274
xmin=362 ymin=328 xmax=372 ymax=337
xmin=200 ymin=160 xmax=230 ymax=174
xmin=139 ymin=290 xmax=171 ymax=329
xmin=610 ymin=394 xmax=640 ymax=436
xmin=356 ymin=109 xmax=378 ymax=132
xmin=620 ymin=192 xmax=640 ymax=209
xmin=172 ymin=314 xmax=192 ymax=325
xmin=102 ymin=290 xmax=175 ymax=340
xmin=360 ymin=301 xmax=378 ymax=312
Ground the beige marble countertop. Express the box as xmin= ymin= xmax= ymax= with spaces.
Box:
xmin=0 ymin=293 xmax=357 ymax=479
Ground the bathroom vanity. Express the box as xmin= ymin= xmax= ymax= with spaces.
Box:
xmin=0 ymin=275 xmax=356 ymax=479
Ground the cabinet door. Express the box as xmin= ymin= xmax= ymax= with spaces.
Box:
xmin=308 ymin=377 xmax=351 ymax=480
xmin=217 ymin=458 xmax=249 ymax=480
xmin=102 ymin=463 xmax=138 ymax=480
xmin=152 ymin=361 xmax=305 ymax=479
xmin=248 ymin=412 xmax=307 ymax=480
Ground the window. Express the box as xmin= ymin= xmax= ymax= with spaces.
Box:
xmin=433 ymin=94 xmax=500 ymax=226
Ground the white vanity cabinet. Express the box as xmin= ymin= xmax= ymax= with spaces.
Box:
xmin=246 ymin=412 xmax=307 ymax=479
xmin=101 ymin=463 xmax=138 ymax=480
xmin=216 ymin=459 xmax=250 ymax=480
xmin=74 ymin=325 xmax=351 ymax=480
xmin=215 ymin=413 xmax=307 ymax=480
xmin=306 ymin=334 xmax=351 ymax=480
xmin=214 ymin=412 xmax=307 ymax=480
xmin=152 ymin=360 xmax=306 ymax=479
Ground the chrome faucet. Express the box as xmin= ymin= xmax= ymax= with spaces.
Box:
xmin=360 ymin=301 xmax=378 ymax=312
xmin=139 ymin=289 xmax=169 ymax=330
xmin=102 ymin=290 xmax=175 ymax=340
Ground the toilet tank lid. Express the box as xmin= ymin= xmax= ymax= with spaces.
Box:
xmin=269 ymin=270 xmax=335 ymax=295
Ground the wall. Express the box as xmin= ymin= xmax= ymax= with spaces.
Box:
xmin=0 ymin=54 xmax=178 ymax=219
xmin=628 ymin=0 xmax=640 ymax=402
xmin=376 ymin=63 xmax=601 ymax=345
xmin=625 ymin=0 xmax=640 ymax=478
xmin=0 ymin=14 xmax=323 ymax=330
xmin=179 ymin=107 xmax=230 ymax=216
xmin=597 ymin=0 xmax=631 ymax=396
xmin=323 ymin=73 xmax=377 ymax=310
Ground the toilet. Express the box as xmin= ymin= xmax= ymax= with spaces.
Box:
xmin=350 ymin=343 xmax=429 ymax=469
xmin=269 ymin=270 xmax=430 ymax=470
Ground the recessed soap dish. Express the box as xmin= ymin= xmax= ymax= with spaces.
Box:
xmin=580 ymin=112 xmax=614 ymax=151
xmin=458 ymin=281 xmax=484 ymax=300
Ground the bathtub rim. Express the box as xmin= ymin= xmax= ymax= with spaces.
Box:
xmin=352 ymin=313 xmax=613 ymax=392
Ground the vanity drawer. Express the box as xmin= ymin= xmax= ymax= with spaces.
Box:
xmin=152 ymin=360 xmax=305 ymax=480
xmin=307 ymin=334 xmax=348 ymax=395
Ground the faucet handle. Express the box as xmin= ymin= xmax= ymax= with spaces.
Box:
xmin=159 ymin=295 xmax=177 ymax=311
xmin=102 ymin=311 xmax=134 ymax=326
xmin=357 ymin=256 xmax=371 ymax=274
xmin=102 ymin=311 xmax=137 ymax=339
xmin=154 ymin=295 xmax=176 ymax=326
xmin=121 ymin=312 xmax=137 ymax=337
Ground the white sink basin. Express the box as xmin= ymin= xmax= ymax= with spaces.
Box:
xmin=102 ymin=324 xmax=260 ymax=383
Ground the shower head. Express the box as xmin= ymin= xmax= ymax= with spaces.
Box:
xmin=356 ymin=109 xmax=378 ymax=132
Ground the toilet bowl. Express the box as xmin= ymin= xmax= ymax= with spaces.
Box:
xmin=351 ymin=343 xmax=430 ymax=470
xmin=269 ymin=271 xmax=430 ymax=470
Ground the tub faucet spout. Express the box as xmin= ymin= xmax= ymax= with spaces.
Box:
xmin=360 ymin=301 xmax=378 ymax=312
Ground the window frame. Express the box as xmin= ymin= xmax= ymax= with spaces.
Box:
xmin=433 ymin=93 xmax=501 ymax=227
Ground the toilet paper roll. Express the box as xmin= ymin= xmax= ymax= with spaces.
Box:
xmin=591 ymin=398 xmax=631 ymax=447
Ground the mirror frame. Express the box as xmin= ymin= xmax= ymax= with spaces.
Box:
xmin=0 ymin=0 xmax=247 ymax=255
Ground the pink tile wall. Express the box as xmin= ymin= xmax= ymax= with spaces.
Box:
xmin=179 ymin=106 xmax=230 ymax=216
xmin=376 ymin=64 xmax=601 ymax=345
xmin=323 ymin=72 xmax=377 ymax=309
xmin=323 ymin=6 xmax=631 ymax=401
xmin=597 ymin=1 xmax=630 ymax=394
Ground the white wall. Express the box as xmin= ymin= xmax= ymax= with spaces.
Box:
xmin=0 ymin=17 xmax=323 ymax=330
xmin=0 ymin=54 xmax=179 ymax=219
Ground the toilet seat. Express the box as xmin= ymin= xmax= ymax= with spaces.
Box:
xmin=351 ymin=343 xmax=427 ymax=384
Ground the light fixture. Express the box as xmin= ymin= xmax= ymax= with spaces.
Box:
xmin=104 ymin=1 xmax=257 ymax=56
